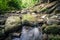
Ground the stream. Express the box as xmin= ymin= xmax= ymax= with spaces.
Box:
xmin=12 ymin=26 xmax=42 ymax=40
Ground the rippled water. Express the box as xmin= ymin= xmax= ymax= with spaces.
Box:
xmin=12 ymin=26 xmax=42 ymax=40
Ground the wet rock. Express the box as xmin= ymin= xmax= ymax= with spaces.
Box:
xmin=46 ymin=15 xmax=60 ymax=25
xmin=56 ymin=14 xmax=60 ymax=20
xmin=0 ymin=15 xmax=6 ymax=25
xmin=5 ymin=35 xmax=12 ymax=40
xmin=45 ymin=15 xmax=59 ymax=25
xmin=0 ymin=27 xmax=5 ymax=37
xmin=55 ymin=6 xmax=60 ymax=14
xmin=50 ymin=15 xmax=58 ymax=19
xmin=46 ymin=18 xmax=59 ymax=25
xmin=16 ymin=11 xmax=21 ymax=14
xmin=5 ymin=16 xmax=21 ymax=32
xmin=41 ymin=14 xmax=48 ymax=19
xmin=37 ymin=18 xmax=44 ymax=23
xmin=43 ymin=33 xmax=48 ymax=40
xmin=50 ymin=15 xmax=60 ymax=20
xmin=0 ymin=25 xmax=5 ymax=28
xmin=11 ymin=32 xmax=20 ymax=37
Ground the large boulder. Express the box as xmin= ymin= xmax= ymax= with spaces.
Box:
xmin=5 ymin=16 xmax=21 ymax=32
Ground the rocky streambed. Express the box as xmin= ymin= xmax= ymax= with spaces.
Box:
xmin=0 ymin=1 xmax=60 ymax=40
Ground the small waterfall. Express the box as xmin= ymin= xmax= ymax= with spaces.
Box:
xmin=20 ymin=26 xmax=42 ymax=40
xmin=12 ymin=26 xmax=42 ymax=40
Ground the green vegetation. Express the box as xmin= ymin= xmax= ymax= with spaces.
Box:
xmin=0 ymin=0 xmax=40 ymax=12
xmin=21 ymin=0 xmax=39 ymax=8
xmin=0 ymin=0 xmax=9 ymax=11
xmin=8 ymin=0 xmax=22 ymax=9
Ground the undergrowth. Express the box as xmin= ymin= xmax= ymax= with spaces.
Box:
xmin=0 ymin=0 xmax=40 ymax=13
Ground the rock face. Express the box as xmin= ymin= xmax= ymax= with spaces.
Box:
xmin=5 ymin=16 xmax=21 ymax=32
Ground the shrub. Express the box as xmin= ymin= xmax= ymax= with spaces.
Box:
xmin=21 ymin=0 xmax=40 ymax=8
xmin=8 ymin=0 xmax=22 ymax=9
xmin=0 ymin=0 xmax=40 ymax=12
xmin=0 ymin=0 xmax=9 ymax=11
xmin=8 ymin=0 xmax=40 ymax=9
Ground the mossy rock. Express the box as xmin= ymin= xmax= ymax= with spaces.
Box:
xmin=42 ymin=24 xmax=60 ymax=34
xmin=5 ymin=16 xmax=21 ymax=32
xmin=22 ymin=14 xmax=37 ymax=23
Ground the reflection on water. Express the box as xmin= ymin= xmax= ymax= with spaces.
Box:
xmin=12 ymin=26 xmax=42 ymax=40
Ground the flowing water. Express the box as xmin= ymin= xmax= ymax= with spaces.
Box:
xmin=12 ymin=26 xmax=42 ymax=40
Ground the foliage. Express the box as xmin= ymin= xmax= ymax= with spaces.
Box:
xmin=8 ymin=0 xmax=40 ymax=9
xmin=21 ymin=0 xmax=39 ymax=8
xmin=8 ymin=0 xmax=22 ymax=9
xmin=0 ymin=0 xmax=40 ymax=12
xmin=0 ymin=0 xmax=9 ymax=11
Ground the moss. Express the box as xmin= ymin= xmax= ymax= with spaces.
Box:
xmin=5 ymin=16 xmax=21 ymax=32
xmin=22 ymin=14 xmax=37 ymax=22
xmin=42 ymin=24 xmax=60 ymax=34
xmin=48 ymin=34 xmax=60 ymax=40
